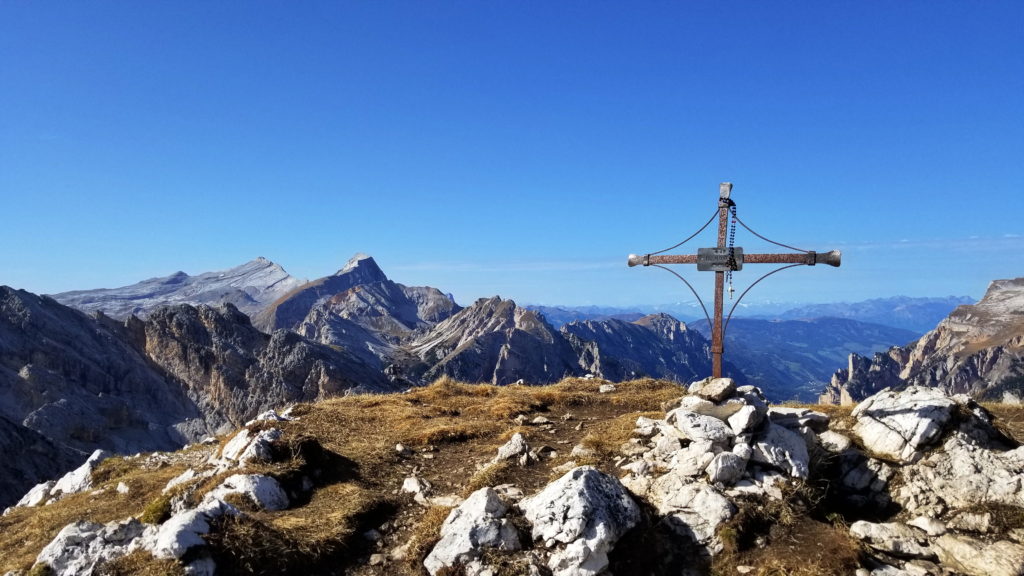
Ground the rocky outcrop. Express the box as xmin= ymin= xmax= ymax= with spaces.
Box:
xmin=52 ymin=257 xmax=305 ymax=320
xmin=521 ymin=467 xmax=640 ymax=576
xmin=424 ymin=467 xmax=639 ymax=576
xmin=850 ymin=386 xmax=956 ymax=463
xmin=823 ymin=278 xmax=1024 ymax=404
xmin=562 ymin=313 xmax=713 ymax=383
xmin=28 ymin=421 xmax=317 ymax=576
xmin=410 ymin=297 xmax=582 ymax=385
xmin=139 ymin=302 xmax=396 ymax=433
xmin=842 ymin=387 xmax=1024 ymax=574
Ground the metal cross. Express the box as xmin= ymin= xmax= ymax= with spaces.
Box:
xmin=628 ymin=182 xmax=841 ymax=379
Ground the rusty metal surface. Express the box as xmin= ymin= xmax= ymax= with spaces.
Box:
xmin=629 ymin=249 xmax=840 ymax=268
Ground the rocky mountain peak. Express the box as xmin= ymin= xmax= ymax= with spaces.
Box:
xmin=335 ymin=253 xmax=387 ymax=283
xmin=634 ymin=313 xmax=687 ymax=336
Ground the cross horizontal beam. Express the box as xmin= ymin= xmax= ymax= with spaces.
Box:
xmin=627 ymin=250 xmax=841 ymax=268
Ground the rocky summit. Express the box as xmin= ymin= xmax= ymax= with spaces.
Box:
xmin=2 ymin=377 xmax=1022 ymax=575
xmin=823 ymin=277 xmax=1024 ymax=405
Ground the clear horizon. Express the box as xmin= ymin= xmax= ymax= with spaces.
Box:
xmin=2 ymin=3 xmax=1022 ymax=307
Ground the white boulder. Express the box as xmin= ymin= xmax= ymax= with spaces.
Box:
xmin=768 ymin=407 xmax=830 ymax=433
xmin=204 ymin=474 xmax=288 ymax=511
xmin=14 ymin=480 xmax=56 ymax=508
xmin=849 ymin=521 xmax=934 ymax=559
xmin=649 ymin=473 xmax=735 ymax=550
xmin=220 ymin=427 xmax=282 ymax=466
xmin=728 ymin=405 xmax=764 ymax=435
xmin=34 ymin=519 xmax=148 ymax=576
xmin=520 ymin=466 xmax=640 ymax=576
xmin=423 ymin=487 xmax=521 ymax=576
xmin=932 ymin=534 xmax=1024 ymax=576
xmin=751 ymin=423 xmax=810 ymax=478
xmin=690 ymin=377 xmax=736 ymax=402
xmin=52 ymin=449 xmax=112 ymax=498
xmin=142 ymin=498 xmax=238 ymax=560
xmin=496 ymin=433 xmax=531 ymax=463
xmin=852 ymin=386 xmax=955 ymax=463
xmin=666 ymin=409 xmax=735 ymax=448
xmin=706 ymin=452 xmax=746 ymax=485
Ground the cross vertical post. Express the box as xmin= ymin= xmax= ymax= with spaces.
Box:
xmin=711 ymin=182 xmax=733 ymax=378
xmin=627 ymin=182 xmax=841 ymax=379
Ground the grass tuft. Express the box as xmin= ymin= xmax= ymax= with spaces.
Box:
xmin=138 ymin=494 xmax=172 ymax=524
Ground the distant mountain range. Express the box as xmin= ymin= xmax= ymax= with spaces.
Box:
xmin=758 ymin=296 xmax=975 ymax=334
xmin=529 ymin=296 xmax=970 ymax=335
xmin=822 ymin=278 xmax=1024 ymax=405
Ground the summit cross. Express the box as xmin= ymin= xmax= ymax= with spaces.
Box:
xmin=628 ymin=182 xmax=841 ymax=379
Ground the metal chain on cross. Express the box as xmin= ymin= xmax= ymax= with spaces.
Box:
xmin=627 ymin=182 xmax=841 ymax=378
xmin=727 ymin=201 xmax=737 ymax=298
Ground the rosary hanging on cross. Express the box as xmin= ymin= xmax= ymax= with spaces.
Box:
xmin=627 ymin=182 xmax=841 ymax=379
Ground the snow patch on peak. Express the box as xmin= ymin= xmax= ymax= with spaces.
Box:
xmin=341 ymin=253 xmax=373 ymax=273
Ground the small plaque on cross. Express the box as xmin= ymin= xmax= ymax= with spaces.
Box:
xmin=697 ymin=247 xmax=743 ymax=272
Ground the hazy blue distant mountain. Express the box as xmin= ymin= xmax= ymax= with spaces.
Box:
xmin=691 ymin=317 xmax=918 ymax=402
xmin=535 ymin=296 xmax=971 ymax=334
xmin=766 ymin=296 xmax=974 ymax=334
xmin=526 ymin=305 xmax=647 ymax=328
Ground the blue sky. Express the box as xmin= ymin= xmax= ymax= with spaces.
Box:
xmin=2 ymin=2 xmax=1022 ymax=307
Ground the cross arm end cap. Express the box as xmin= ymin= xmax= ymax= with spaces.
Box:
xmin=816 ymin=250 xmax=842 ymax=267
xmin=627 ymin=254 xmax=646 ymax=267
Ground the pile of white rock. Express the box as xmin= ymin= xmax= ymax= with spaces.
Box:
xmin=420 ymin=377 xmax=830 ymax=576
xmin=19 ymin=410 xmax=300 ymax=576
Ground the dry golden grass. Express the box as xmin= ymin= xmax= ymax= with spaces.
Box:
xmin=713 ymin=483 xmax=861 ymax=576
xmin=0 ymin=377 xmax=686 ymax=575
xmin=984 ymin=402 xmax=1024 ymax=444
xmin=463 ymin=461 xmax=515 ymax=496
